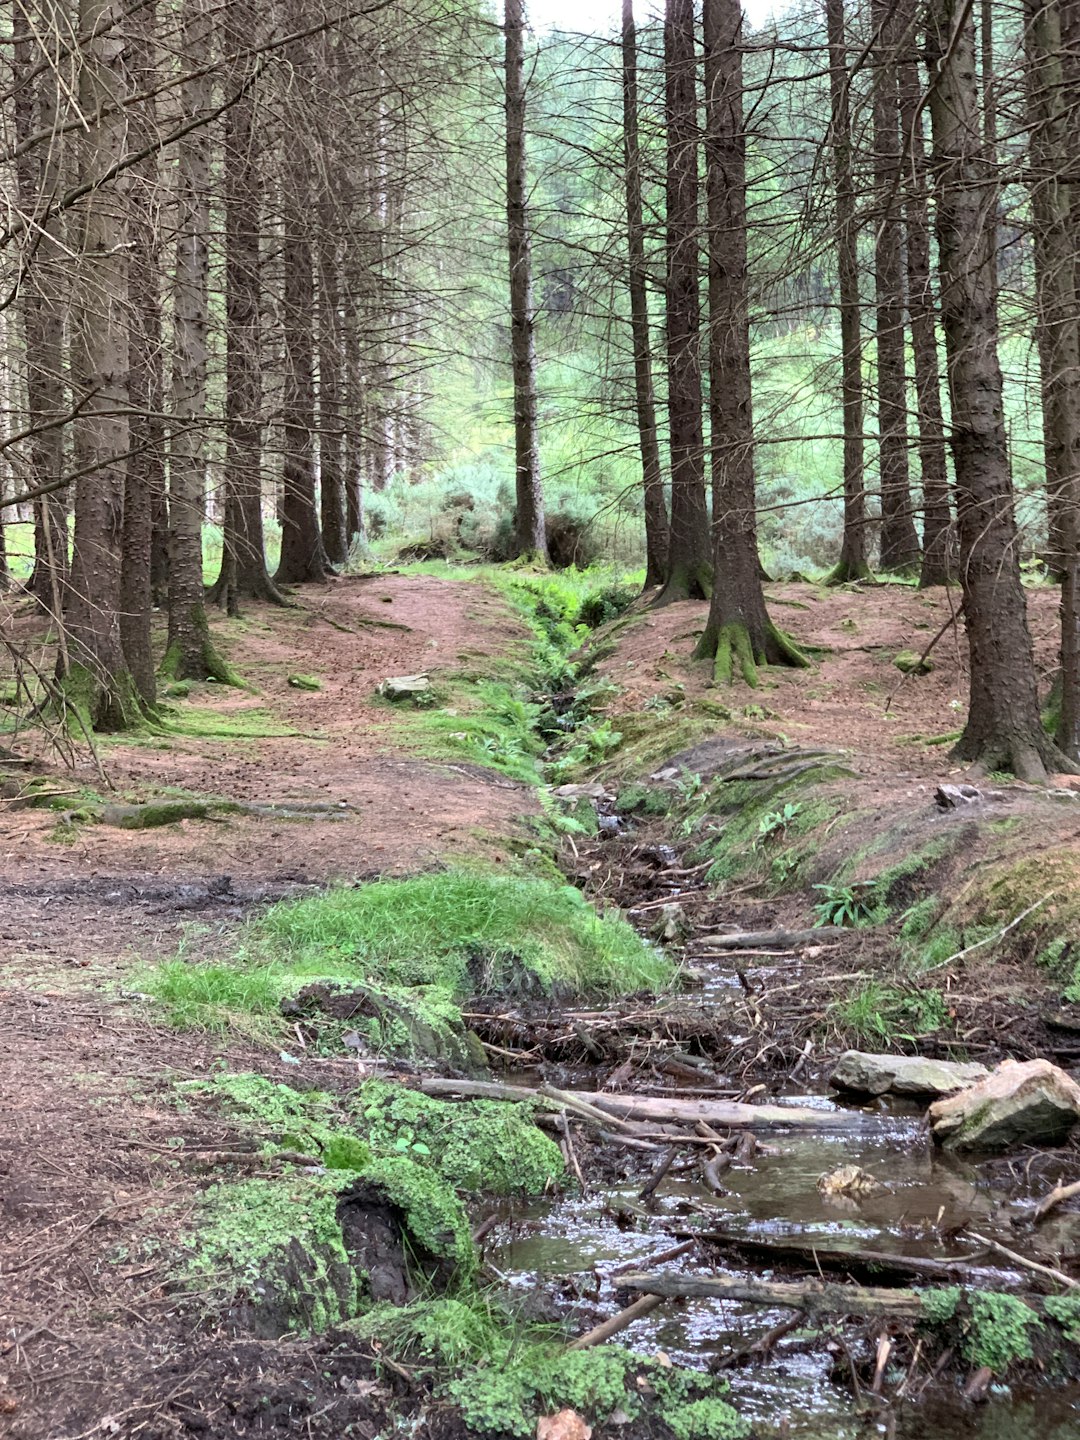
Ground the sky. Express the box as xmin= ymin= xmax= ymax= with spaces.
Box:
xmin=528 ymin=0 xmax=780 ymax=35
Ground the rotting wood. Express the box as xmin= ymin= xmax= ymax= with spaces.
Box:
xmin=415 ymin=1077 xmax=869 ymax=1131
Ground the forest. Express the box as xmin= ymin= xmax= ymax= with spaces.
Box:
xmin=5 ymin=0 xmax=1080 ymax=1436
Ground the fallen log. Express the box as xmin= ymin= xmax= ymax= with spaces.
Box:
xmin=616 ymin=1272 xmax=927 ymax=1319
xmin=693 ymin=927 xmax=847 ymax=950
xmin=679 ymin=1230 xmax=1010 ymax=1289
xmin=616 ymin=1272 xmax=1060 ymax=1323
xmin=568 ymin=1295 xmax=665 ymax=1351
xmin=415 ymin=1078 xmax=868 ymax=1132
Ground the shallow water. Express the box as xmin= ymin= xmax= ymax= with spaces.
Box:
xmin=489 ymin=1081 xmax=1080 ymax=1437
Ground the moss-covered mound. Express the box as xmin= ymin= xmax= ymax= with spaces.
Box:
xmin=258 ymin=869 xmax=670 ymax=1000
xmin=184 ymin=1157 xmax=475 ymax=1336
xmin=355 ymin=1079 xmax=564 ymax=1195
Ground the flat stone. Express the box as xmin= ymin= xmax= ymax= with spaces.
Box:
xmin=929 ymin=1058 xmax=1080 ymax=1151
xmin=830 ymin=1050 xmax=989 ymax=1098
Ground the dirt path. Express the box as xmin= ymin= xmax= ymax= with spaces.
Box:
xmin=3 ymin=572 xmax=1079 ymax=1438
xmin=0 ymin=573 xmax=540 ymax=1437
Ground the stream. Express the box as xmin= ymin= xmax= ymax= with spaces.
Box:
xmin=486 ymin=948 xmax=1080 ymax=1437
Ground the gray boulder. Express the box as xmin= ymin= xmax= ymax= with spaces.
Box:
xmin=830 ymin=1050 xmax=988 ymax=1098
xmin=930 ymin=1058 xmax=1080 ymax=1151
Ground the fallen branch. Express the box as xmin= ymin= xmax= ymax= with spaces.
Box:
xmin=965 ymin=1232 xmax=1079 ymax=1290
xmin=694 ymin=927 xmax=847 ymax=950
xmin=568 ymin=1295 xmax=666 ymax=1351
xmin=1034 ymin=1178 xmax=1080 ymax=1225
xmin=616 ymin=1271 xmax=927 ymax=1319
xmin=415 ymin=1077 xmax=868 ymax=1133
xmin=682 ymin=1230 xmax=1006 ymax=1289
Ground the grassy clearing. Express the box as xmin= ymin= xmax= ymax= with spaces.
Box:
xmin=138 ymin=869 xmax=671 ymax=1043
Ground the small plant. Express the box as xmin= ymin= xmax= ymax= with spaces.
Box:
xmin=756 ymin=801 xmax=801 ymax=845
xmin=813 ymin=881 xmax=879 ymax=928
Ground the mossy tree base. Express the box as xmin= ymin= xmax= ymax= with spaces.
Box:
xmin=57 ymin=659 xmax=158 ymax=735
xmin=823 ymin=558 xmax=874 ymax=586
xmin=694 ymin=618 xmax=809 ymax=687
xmin=653 ymin=561 xmax=713 ymax=608
xmin=161 ymin=604 xmax=243 ymax=687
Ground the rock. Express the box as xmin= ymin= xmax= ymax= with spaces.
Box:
xmin=817 ymin=1164 xmax=884 ymax=1197
xmin=930 ymin=1058 xmax=1080 ymax=1151
xmin=379 ymin=673 xmax=431 ymax=702
xmin=553 ymin=782 xmax=611 ymax=801
xmin=935 ymin=783 xmax=982 ymax=809
xmin=287 ymin=672 xmax=322 ymax=691
xmin=650 ymin=903 xmax=690 ymax=944
xmin=830 ymin=1050 xmax=989 ymax=1098
xmin=894 ymin=649 xmax=934 ymax=675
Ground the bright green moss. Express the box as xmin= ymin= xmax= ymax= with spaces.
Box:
xmin=360 ymin=1155 xmax=476 ymax=1276
xmin=964 ymin=1293 xmax=1041 ymax=1372
xmin=920 ymin=1286 xmax=962 ymax=1325
xmin=1045 ymin=1294 xmax=1080 ymax=1343
xmin=356 ymin=1080 xmax=564 ymax=1195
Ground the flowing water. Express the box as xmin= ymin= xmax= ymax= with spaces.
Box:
xmin=487 ymin=948 xmax=1080 ymax=1438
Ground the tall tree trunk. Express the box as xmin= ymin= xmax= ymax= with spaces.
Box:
xmin=343 ymin=298 xmax=365 ymax=545
xmin=872 ymin=0 xmax=919 ymax=573
xmin=12 ymin=0 xmax=69 ymax=617
xmin=504 ymin=0 xmax=546 ymax=560
xmin=211 ymin=0 xmax=285 ymax=612
xmin=622 ymin=0 xmax=669 ymax=589
xmin=1026 ymin=0 xmax=1080 ymax=759
xmin=896 ymin=0 xmax=952 ymax=586
xmin=120 ymin=0 xmax=162 ymax=705
xmin=165 ymin=0 xmax=235 ymax=680
xmin=926 ymin=0 xmax=1068 ymax=780
xmin=694 ymin=0 xmax=806 ymax=681
xmin=318 ymin=227 xmax=348 ymax=566
xmin=275 ymin=7 xmax=331 ymax=586
xmin=656 ymin=0 xmax=712 ymax=603
xmin=63 ymin=0 xmax=142 ymax=729
xmin=824 ymin=0 xmax=870 ymax=583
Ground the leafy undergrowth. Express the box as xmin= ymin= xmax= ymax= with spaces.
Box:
xmin=138 ymin=869 xmax=670 ymax=1049
xmin=342 ymin=1301 xmax=748 ymax=1439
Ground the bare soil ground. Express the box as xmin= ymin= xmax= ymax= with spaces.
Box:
xmin=1 ymin=572 xmax=1077 ymax=1438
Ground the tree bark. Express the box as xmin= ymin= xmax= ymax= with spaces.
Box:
xmin=63 ymin=0 xmax=143 ymax=729
xmin=275 ymin=7 xmax=332 ymax=586
xmin=824 ymin=0 xmax=870 ymax=583
xmin=927 ymin=0 xmax=1069 ymax=780
xmin=656 ymin=0 xmax=712 ymax=603
xmin=318 ymin=223 xmax=348 ymax=567
xmin=872 ymin=0 xmax=919 ymax=574
xmin=896 ymin=0 xmax=952 ymax=588
xmin=210 ymin=0 xmax=286 ymax=612
xmin=1026 ymin=0 xmax=1080 ymax=760
xmin=694 ymin=0 xmax=806 ymax=683
xmin=622 ymin=0 xmax=669 ymax=589
xmin=119 ymin=0 xmax=162 ymax=706
xmin=165 ymin=0 xmax=235 ymax=681
xmin=504 ymin=0 xmax=547 ymax=560
xmin=12 ymin=0 xmax=69 ymax=619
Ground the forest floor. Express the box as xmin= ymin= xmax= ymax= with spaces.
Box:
xmin=3 ymin=569 xmax=1080 ymax=1439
